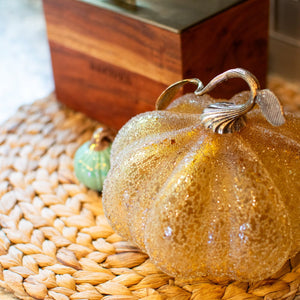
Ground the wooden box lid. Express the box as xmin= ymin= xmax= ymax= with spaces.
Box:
xmin=79 ymin=0 xmax=246 ymax=32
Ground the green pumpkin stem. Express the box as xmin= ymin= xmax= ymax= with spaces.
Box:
xmin=89 ymin=127 xmax=115 ymax=151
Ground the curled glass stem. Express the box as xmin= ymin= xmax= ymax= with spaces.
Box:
xmin=156 ymin=68 xmax=285 ymax=134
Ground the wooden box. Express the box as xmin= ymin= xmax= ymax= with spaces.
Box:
xmin=43 ymin=0 xmax=269 ymax=129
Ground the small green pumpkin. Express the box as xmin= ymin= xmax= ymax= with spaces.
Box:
xmin=74 ymin=127 xmax=114 ymax=191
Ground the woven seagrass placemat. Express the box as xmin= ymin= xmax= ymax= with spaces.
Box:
xmin=0 ymin=79 xmax=299 ymax=300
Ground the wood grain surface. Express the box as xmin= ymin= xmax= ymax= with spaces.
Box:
xmin=181 ymin=0 xmax=269 ymax=97
xmin=44 ymin=0 xmax=182 ymax=86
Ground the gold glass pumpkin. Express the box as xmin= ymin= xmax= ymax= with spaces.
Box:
xmin=102 ymin=69 xmax=300 ymax=282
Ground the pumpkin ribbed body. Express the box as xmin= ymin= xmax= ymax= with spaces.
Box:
xmin=102 ymin=93 xmax=300 ymax=282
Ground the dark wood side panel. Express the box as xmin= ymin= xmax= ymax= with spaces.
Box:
xmin=181 ymin=0 xmax=269 ymax=98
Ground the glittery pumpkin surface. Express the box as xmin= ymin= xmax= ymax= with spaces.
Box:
xmin=102 ymin=92 xmax=300 ymax=282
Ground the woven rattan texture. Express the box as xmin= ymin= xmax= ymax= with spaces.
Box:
xmin=0 ymin=84 xmax=299 ymax=300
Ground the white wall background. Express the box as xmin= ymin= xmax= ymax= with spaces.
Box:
xmin=0 ymin=0 xmax=54 ymax=124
